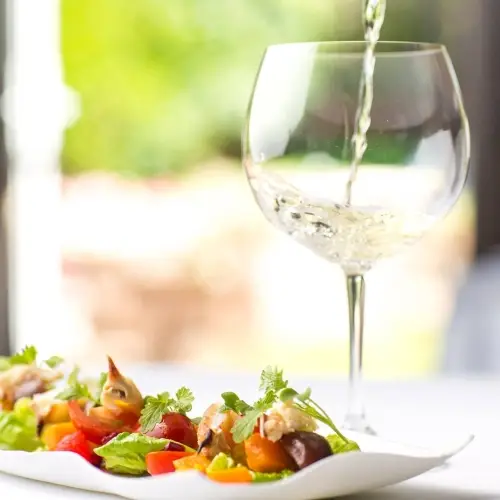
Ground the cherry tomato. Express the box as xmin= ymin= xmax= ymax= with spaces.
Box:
xmin=68 ymin=401 xmax=126 ymax=443
xmin=146 ymin=451 xmax=192 ymax=475
xmin=143 ymin=413 xmax=197 ymax=449
xmin=55 ymin=430 xmax=101 ymax=466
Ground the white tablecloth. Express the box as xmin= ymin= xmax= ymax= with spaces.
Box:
xmin=0 ymin=365 xmax=498 ymax=499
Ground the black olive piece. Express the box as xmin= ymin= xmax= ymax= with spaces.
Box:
xmin=196 ymin=429 xmax=213 ymax=454
xmin=280 ymin=431 xmax=333 ymax=470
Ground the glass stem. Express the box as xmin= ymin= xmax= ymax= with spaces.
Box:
xmin=344 ymin=273 xmax=375 ymax=434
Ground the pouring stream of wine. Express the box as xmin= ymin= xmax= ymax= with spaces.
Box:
xmin=344 ymin=0 xmax=387 ymax=206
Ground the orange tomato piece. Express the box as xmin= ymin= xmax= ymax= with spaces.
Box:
xmin=207 ymin=467 xmax=253 ymax=483
xmin=41 ymin=422 xmax=77 ymax=450
xmin=244 ymin=433 xmax=295 ymax=473
xmin=173 ymin=454 xmax=211 ymax=473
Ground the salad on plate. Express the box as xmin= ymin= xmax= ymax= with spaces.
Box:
xmin=0 ymin=346 xmax=360 ymax=484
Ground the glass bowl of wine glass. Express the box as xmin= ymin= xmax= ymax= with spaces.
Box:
xmin=242 ymin=41 xmax=470 ymax=434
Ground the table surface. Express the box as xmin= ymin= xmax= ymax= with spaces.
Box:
xmin=0 ymin=365 xmax=498 ymax=499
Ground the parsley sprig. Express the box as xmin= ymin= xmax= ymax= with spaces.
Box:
xmin=0 ymin=346 xmax=64 ymax=372
xmin=139 ymin=387 xmax=195 ymax=433
xmin=44 ymin=356 xmax=64 ymax=369
xmin=56 ymin=365 xmax=109 ymax=404
xmin=10 ymin=346 xmax=38 ymax=365
xmin=56 ymin=366 xmax=94 ymax=402
xmin=222 ymin=366 xmax=349 ymax=444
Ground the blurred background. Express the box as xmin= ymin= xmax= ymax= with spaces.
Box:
xmin=0 ymin=0 xmax=497 ymax=376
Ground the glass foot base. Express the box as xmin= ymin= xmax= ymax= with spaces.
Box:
xmin=343 ymin=413 xmax=377 ymax=436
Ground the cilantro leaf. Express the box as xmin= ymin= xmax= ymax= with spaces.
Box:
xmin=278 ymin=388 xmax=298 ymax=402
xmin=1 ymin=347 xmax=62 ymax=372
xmin=259 ymin=366 xmax=288 ymax=393
xmin=139 ymin=388 xmax=195 ymax=433
xmin=173 ymin=387 xmax=194 ymax=414
xmin=10 ymin=346 xmax=38 ymax=366
xmin=254 ymin=390 xmax=276 ymax=411
xmin=229 ymin=391 xmax=276 ymax=443
xmin=231 ymin=409 xmax=263 ymax=443
xmin=44 ymin=356 xmax=64 ymax=369
xmin=220 ymin=392 xmax=253 ymax=414
xmin=190 ymin=416 xmax=202 ymax=426
xmin=67 ymin=366 xmax=80 ymax=386
xmin=139 ymin=392 xmax=173 ymax=433
xmin=297 ymin=387 xmax=312 ymax=402
xmin=326 ymin=434 xmax=360 ymax=454
xmin=94 ymin=432 xmax=168 ymax=475
xmin=226 ymin=369 xmax=289 ymax=443
xmin=56 ymin=366 xmax=93 ymax=402
xmin=288 ymin=388 xmax=350 ymax=443
xmin=56 ymin=384 xmax=92 ymax=402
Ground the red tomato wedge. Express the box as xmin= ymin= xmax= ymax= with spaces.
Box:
xmin=55 ymin=430 xmax=101 ymax=466
xmin=146 ymin=451 xmax=193 ymax=475
xmin=67 ymin=400 xmax=127 ymax=443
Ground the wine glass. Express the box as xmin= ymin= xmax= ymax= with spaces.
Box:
xmin=242 ymin=41 xmax=470 ymax=434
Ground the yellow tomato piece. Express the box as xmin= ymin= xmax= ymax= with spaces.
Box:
xmin=207 ymin=467 xmax=253 ymax=483
xmin=45 ymin=402 xmax=71 ymax=424
xmin=41 ymin=422 xmax=76 ymax=450
xmin=174 ymin=454 xmax=211 ymax=473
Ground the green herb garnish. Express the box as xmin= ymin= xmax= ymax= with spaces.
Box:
xmin=95 ymin=371 xmax=108 ymax=404
xmin=259 ymin=366 xmax=288 ymax=393
xmin=44 ymin=356 xmax=64 ymax=369
xmin=227 ymin=366 xmax=354 ymax=446
xmin=219 ymin=392 xmax=253 ymax=414
xmin=56 ymin=366 xmax=94 ymax=402
xmin=10 ymin=345 xmax=38 ymax=366
xmin=227 ymin=367 xmax=289 ymax=443
xmin=278 ymin=386 xmax=349 ymax=443
xmin=0 ymin=346 xmax=63 ymax=372
xmin=139 ymin=387 xmax=195 ymax=433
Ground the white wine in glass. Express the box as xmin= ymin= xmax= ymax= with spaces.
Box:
xmin=242 ymin=39 xmax=470 ymax=434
